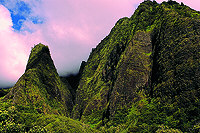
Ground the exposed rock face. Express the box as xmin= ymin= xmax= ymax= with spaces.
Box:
xmin=72 ymin=1 xmax=200 ymax=130
xmin=109 ymin=30 xmax=152 ymax=118
xmin=4 ymin=44 xmax=73 ymax=116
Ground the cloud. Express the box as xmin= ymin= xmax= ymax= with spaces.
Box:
xmin=0 ymin=0 xmax=199 ymax=87
xmin=18 ymin=0 xmax=140 ymax=74
xmin=0 ymin=5 xmax=28 ymax=87
xmin=0 ymin=0 xmax=140 ymax=87
xmin=0 ymin=5 xmax=12 ymax=30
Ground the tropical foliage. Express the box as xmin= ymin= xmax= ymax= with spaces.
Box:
xmin=0 ymin=0 xmax=199 ymax=132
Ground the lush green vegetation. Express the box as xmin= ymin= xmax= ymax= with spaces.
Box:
xmin=0 ymin=88 xmax=10 ymax=97
xmin=73 ymin=0 xmax=200 ymax=132
xmin=1 ymin=0 xmax=200 ymax=132
xmin=0 ymin=99 xmax=96 ymax=132
xmin=0 ymin=43 xmax=95 ymax=132
xmin=4 ymin=44 xmax=75 ymax=116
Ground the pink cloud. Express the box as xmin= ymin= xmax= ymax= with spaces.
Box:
xmin=0 ymin=5 xmax=28 ymax=86
xmin=0 ymin=0 xmax=200 ymax=87
xmin=22 ymin=0 xmax=141 ymax=75
xmin=0 ymin=0 xmax=140 ymax=87
xmin=0 ymin=6 xmax=12 ymax=31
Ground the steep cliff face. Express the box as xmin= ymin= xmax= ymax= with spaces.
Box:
xmin=72 ymin=1 xmax=151 ymax=124
xmin=109 ymin=30 xmax=152 ymax=119
xmin=150 ymin=1 xmax=200 ymax=125
xmin=72 ymin=0 xmax=156 ymax=122
xmin=4 ymin=44 xmax=73 ymax=116
xmin=73 ymin=1 xmax=200 ymax=131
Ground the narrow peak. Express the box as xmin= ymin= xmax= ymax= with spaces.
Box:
xmin=25 ymin=43 xmax=54 ymax=72
xmin=29 ymin=43 xmax=49 ymax=61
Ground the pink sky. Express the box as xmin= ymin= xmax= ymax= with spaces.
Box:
xmin=0 ymin=0 xmax=199 ymax=87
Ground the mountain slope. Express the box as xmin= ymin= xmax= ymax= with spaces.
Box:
xmin=72 ymin=0 xmax=156 ymax=122
xmin=4 ymin=44 xmax=74 ymax=116
xmin=0 ymin=44 xmax=98 ymax=132
xmin=73 ymin=1 xmax=200 ymax=132
xmin=151 ymin=1 xmax=200 ymax=126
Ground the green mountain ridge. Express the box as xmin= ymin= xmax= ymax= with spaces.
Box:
xmin=4 ymin=44 xmax=74 ymax=116
xmin=0 ymin=0 xmax=200 ymax=132
xmin=73 ymin=1 xmax=199 ymax=132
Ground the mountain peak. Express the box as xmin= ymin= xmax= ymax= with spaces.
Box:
xmin=29 ymin=43 xmax=49 ymax=61
xmin=4 ymin=43 xmax=74 ymax=116
xmin=25 ymin=43 xmax=56 ymax=72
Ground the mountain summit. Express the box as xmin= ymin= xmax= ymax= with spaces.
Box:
xmin=4 ymin=44 xmax=74 ymax=116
